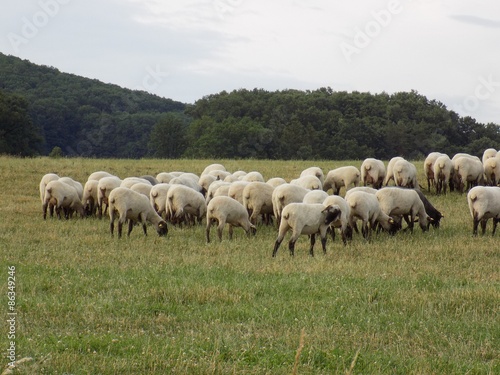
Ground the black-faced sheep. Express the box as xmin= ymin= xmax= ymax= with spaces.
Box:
xmin=361 ymin=158 xmax=386 ymax=189
xmin=108 ymin=187 xmax=168 ymax=238
xmin=206 ymin=196 xmax=256 ymax=242
xmin=323 ymin=166 xmax=360 ymax=195
xmin=272 ymin=203 xmax=341 ymax=257
xmin=467 ymin=186 xmax=500 ymax=236
xmin=323 ymin=195 xmax=352 ymax=245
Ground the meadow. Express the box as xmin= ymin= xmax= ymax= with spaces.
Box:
xmin=0 ymin=156 xmax=498 ymax=374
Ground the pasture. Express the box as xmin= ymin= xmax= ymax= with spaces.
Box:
xmin=0 ymin=156 xmax=498 ymax=374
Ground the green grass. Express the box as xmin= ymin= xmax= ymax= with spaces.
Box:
xmin=0 ymin=156 xmax=498 ymax=374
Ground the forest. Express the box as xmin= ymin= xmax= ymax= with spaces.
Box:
xmin=1 ymin=52 xmax=500 ymax=159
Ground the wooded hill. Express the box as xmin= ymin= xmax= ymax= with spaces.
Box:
xmin=1 ymin=52 xmax=499 ymax=159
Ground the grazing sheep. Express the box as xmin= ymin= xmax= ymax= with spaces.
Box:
xmin=140 ymin=175 xmax=159 ymax=185
xmin=205 ymin=181 xmax=231 ymax=205
xmin=97 ymin=176 xmax=122 ymax=218
xmin=393 ymin=159 xmax=419 ymax=189
xmin=43 ymin=180 xmax=85 ymax=220
xmin=452 ymin=153 xmax=480 ymax=162
xmin=453 ymin=156 xmax=484 ymax=194
xmin=130 ymin=182 xmax=153 ymax=197
xmin=166 ymin=184 xmax=207 ymax=225
xmin=156 ymin=172 xmax=175 ymax=184
xmin=121 ymin=177 xmax=152 ymax=189
xmin=302 ymin=190 xmax=329 ymax=204
xmin=198 ymin=174 xmax=217 ymax=197
xmin=424 ymin=152 xmax=445 ymax=191
xmin=361 ymin=158 xmax=386 ymax=189
xmin=384 ymin=156 xmax=404 ymax=186
xmin=323 ymin=195 xmax=352 ymax=245
xmin=87 ymin=171 xmax=114 ymax=181
xmin=482 ymin=148 xmax=497 ymax=164
xmin=344 ymin=186 xmax=378 ymax=200
xmin=109 ymin=187 xmax=168 ymax=238
xmin=227 ymin=181 xmax=250 ymax=204
xmin=433 ymin=154 xmax=454 ymax=194
xmin=149 ymin=183 xmax=171 ymax=218
xmin=300 ymin=167 xmax=325 ymax=186
xmin=346 ymin=191 xmax=396 ymax=240
xmin=266 ymin=177 xmax=287 ymax=188
xmin=272 ymin=203 xmax=341 ymax=257
xmin=272 ymin=184 xmax=310 ymax=225
xmin=323 ymin=166 xmax=360 ymax=195
xmin=82 ymin=179 xmax=99 ymax=216
xmin=483 ymin=156 xmax=500 ymax=186
xmin=169 ymin=174 xmax=202 ymax=193
xmin=39 ymin=173 xmax=59 ymax=210
xmin=208 ymin=169 xmax=232 ymax=181
xmin=414 ymin=189 xmax=443 ymax=229
xmin=206 ymin=196 xmax=256 ymax=242
xmin=242 ymin=182 xmax=275 ymax=225
xmin=58 ymin=177 xmax=83 ymax=200
xmin=202 ymin=163 xmax=226 ymax=175
xmin=290 ymin=175 xmax=322 ymax=190
xmin=467 ymin=186 xmax=500 ymax=236
xmin=376 ymin=187 xmax=429 ymax=232
xmin=241 ymin=171 xmax=265 ymax=182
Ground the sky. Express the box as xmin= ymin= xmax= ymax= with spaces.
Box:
xmin=1 ymin=0 xmax=499 ymax=124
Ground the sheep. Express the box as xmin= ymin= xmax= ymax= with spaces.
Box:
xmin=483 ymin=156 xmax=500 ymax=186
xmin=433 ymin=154 xmax=454 ymax=194
xmin=120 ymin=177 xmax=151 ymax=189
xmin=384 ymin=156 xmax=404 ymax=186
xmin=290 ymin=175 xmax=322 ymax=190
xmin=323 ymin=166 xmax=360 ymax=195
xmin=271 ymin=184 xmax=310 ymax=225
xmin=302 ymin=190 xmax=329 ymax=204
xmin=453 ymin=156 xmax=484 ymax=194
xmin=242 ymin=182 xmax=275 ymax=225
xmin=482 ymin=148 xmax=497 ymax=164
xmin=300 ymin=167 xmax=325 ymax=186
xmin=266 ymin=177 xmax=287 ymax=188
xmin=108 ymin=187 xmax=168 ymax=238
xmin=169 ymin=174 xmax=202 ymax=193
xmin=97 ymin=176 xmax=122 ymax=218
xmin=198 ymin=174 xmax=217 ymax=196
xmin=58 ymin=177 xmax=83 ymax=200
xmin=424 ymin=152 xmax=445 ymax=191
xmin=213 ymin=184 xmax=231 ymax=198
xmin=393 ymin=159 xmax=419 ymax=189
xmin=166 ymin=184 xmax=207 ymax=225
xmin=130 ymin=182 xmax=153 ymax=197
xmin=87 ymin=171 xmax=114 ymax=181
xmin=467 ymin=186 xmax=500 ymax=236
xmin=149 ymin=183 xmax=171 ymax=218
xmin=43 ymin=179 xmax=85 ymax=220
xmin=272 ymin=203 xmax=342 ymax=257
xmin=156 ymin=172 xmax=175 ymax=184
xmin=227 ymin=181 xmax=250 ymax=204
xmin=206 ymin=196 xmax=256 ymax=242
xmin=452 ymin=153 xmax=480 ymax=162
xmin=361 ymin=158 xmax=386 ymax=189
xmin=82 ymin=179 xmax=99 ymax=216
xmin=202 ymin=163 xmax=226 ymax=175
xmin=208 ymin=169 xmax=232 ymax=181
xmin=241 ymin=171 xmax=265 ymax=183
xmin=323 ymin=195 xmax=352 ymax=245
xmin=414 ymin=189 xmax=444 ymax=229
xmin=345 ymin=191 xmax=397 ymax=240
xmin=140 ymin=175 xmax=159 ymax=185
xmin=205 ymin=181 xmax=231 ymax=205
xmin=376 ymin=187 xmax=429 ymax=232
xmin=39 ymin=173 xmax=59 ymax=209
xmin=344 ymin=186 xmax=378 ymax=200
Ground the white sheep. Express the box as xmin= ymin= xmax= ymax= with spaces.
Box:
xmin=344 ymin=186 xmax=378 ymax=200
xmin=169 ymin=174 xmax=202 ymax=193
xmin=266 ymin=177 xmax=287 ymax=188
xmin=271 ymin=184 xmax=310 ymax=225
xmin=82 ymin=179 xmax=99 ymax=216
xmin=376 ymin=187 xmax=429 ymax=232
xmin=58 ymin=176 xmax=83 ymax=200
xmin=452 ymin=153 xmax=480 ymax=162
xmin=482 ymin=148 xmax=497 ymax=164
xmin=272 ymin=203 xmax=341 ymax=257
xmin=166 ymin=184 xmax=207 ymax=225
xmin=120 ymin=177 xmax=152 ymax=189
xmin=208 ymin=169 xmax=232 ymax=181
xmin=206 ymin=196 xmax=256 ymax=242
xmin=300 ymin=166 xmax=325 ymax=186
xmin=302 ymin=190 xmax=329 ymax=204
xmin=140 ymin=175 xmax=159 ymax=185
xmin=393 ymin=159 xmax=419 ymax=189
xmin=361 ymin=158 xmax=386 ymax=189
xmin=39 ymin=173 xmax=59 ymax=207
xmin=384 ymin=156 xmax=404 ymax=186
xmin=43 ymin=179 xmax=85 ymax=220
xmin=323 ymin=166 xmax=360 ymax=195
xmin=202 ymin=163 xmax=226 ymax=175
xmin=149 ymin=183 xmax=171 ymax=218
xmin=346 ymin=191 xmax=396 ymax=240
xmin=241 ymin=171 xmax=265 ymax=182
xmin=290 ymin=175 xmax=322 ymax=190
xmin=424 ymin=152 xmax=445 ymax=191
xmin=87 ymin=171 xmax=114 ymax=181
xmin=323 ymin=195 xmax=352 ymax=245
xmin=433 ymin=154 xmax=454 ymax=194
xmin=97 ymin=176 xmax=122 ymax=218
xmin=483 ymin=156 xmax=500 ymax=186
xmin=130 ymin=182 xmax=153 ymax=197
xmin=108 ymin=187 xmax=168 ymax=238
xmin=156 ymin=172 xmax=175 ymax=184
xmin=453 ymin=156 xmax=484 ymax=194
xmin=205 ymin=181 xmax=231 ymax=205
xmin=198 ymin=174 xmax=217 ymax=196
xmin=227 ymin=181 xmax=250 ymax=204
xmin=467 ymin=186 xmax=500 ymax=236
xmin=242 ymin=181 xmax=275 ymax=225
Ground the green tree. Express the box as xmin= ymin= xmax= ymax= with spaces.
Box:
xmin=149 ymin=113 xmax=189 ymax=158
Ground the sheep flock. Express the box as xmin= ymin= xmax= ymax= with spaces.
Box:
xmin=40 ymin=148 xmax=500 ymax=256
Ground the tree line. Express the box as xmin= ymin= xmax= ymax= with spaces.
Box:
xmin=1 ymin=53 xmax=499 ymax=159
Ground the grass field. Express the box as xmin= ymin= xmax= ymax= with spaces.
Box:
xmin=0 ymin=156 xmax=498 ymax=374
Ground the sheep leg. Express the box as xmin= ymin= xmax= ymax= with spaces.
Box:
xmin=309 ymin=234 xmax=316 ymax=257
xmin=272 ymin=236 xmax=284 ymax=257
xmin=480 ymin=219 xmax=488 ymax=235
xmin=472 ymin=217 xmax=480 ymax=236
xmin=320 ymin=234 xmax=328 ymax=255
xmin=492 ymin=218 xmax=499 ymax=236
xmin=288 ymin=239 xmax=296 ymax=257
xmin=329 ymin=226 xmax=336 ymax=242
xmin=228 ymin=224 xmax=234 ymax=240
xmin=361 ymin=221 xmax=370 ymax=240
xmin=142 ymin=223 xmax=148 ymax=236
xmin=205 ymin=219 xmax=213 ymax=243
xmin=110 ymin=219 xmax=115 ymax=236
xmin=118 ymin=221 xmax=123 ymax=238
xmin=217 ymin=220 xmax=226 ymax=241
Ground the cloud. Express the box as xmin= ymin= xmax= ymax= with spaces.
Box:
xmin=450 ymin=15 xmax=500 ymax=28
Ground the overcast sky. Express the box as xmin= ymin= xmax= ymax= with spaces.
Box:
xmin=1 ymin=0 xmax=499 ymax=124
